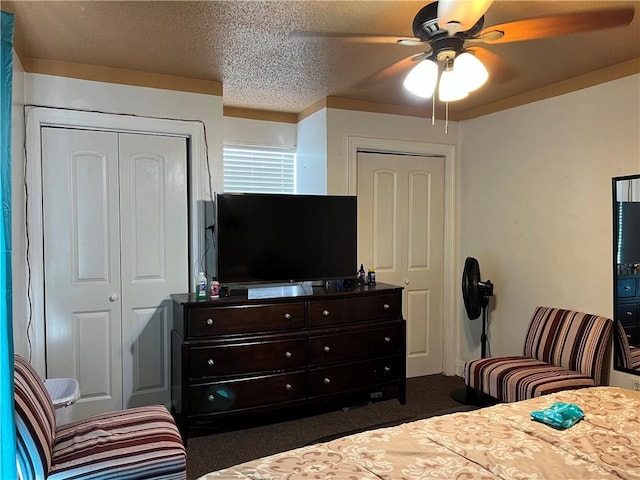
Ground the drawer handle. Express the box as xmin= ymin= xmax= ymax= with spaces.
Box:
xmin=384 ymin=366 xmax=391 ymax=373
xmin=322 ymin=309 xmax=330 ymax=317
xmin=285 ymin=383 xmax=292 ymax=391
xmin=323 ymin=346 xmax=331 ymax=353
xmin=207 ymin=394 xmax=215 ymax=402
xmin=384 ymin=336 xmax=391 ymax=343
xmin=323 ymin=377 xmax=331 ymax=384
xmin=284 ymin=313 xmax=292 ymax=320
xmin=383 ymin=303 xmax=390 ymax=310
xmin=625 ymin=286 xmax=632 ymax=291
xmin=627 ymin=311 xmax=633 ymax=316
xmin=207 ymin=359 xmax=215 ymax=366
xmin=206 ymin=318 xmax=214 ymax=326
xmin=285 ymin=351 xmax=292 ymax=358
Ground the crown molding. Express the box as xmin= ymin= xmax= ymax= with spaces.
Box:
xmin=21 ymin=57 xmax=222 ymax=96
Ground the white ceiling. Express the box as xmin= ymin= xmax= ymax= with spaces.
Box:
xmin=4 ymin=1 xmax=640 ymax=119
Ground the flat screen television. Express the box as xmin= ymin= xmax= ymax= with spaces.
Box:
xmin=618 ymin=201 xmax=640 ymax=265
xmin=214 ymin=193 xmax=357 ymax=285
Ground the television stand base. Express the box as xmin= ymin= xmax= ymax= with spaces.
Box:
xmin=220 ymin=285 xmax=249 ymax=298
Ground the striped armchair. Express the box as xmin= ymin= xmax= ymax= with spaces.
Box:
xmin=14 ymin=354 xmax=186 ymax=479
xmin=464 ymin=307 xmax=613 ymax=403
xmin=613 ymin=318 xmax=640 ymax=371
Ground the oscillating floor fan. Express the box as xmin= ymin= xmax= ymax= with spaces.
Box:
xmin=451 ymin=256 xmax=494 ymax=404
xmin=462 ymin=257 xmax=494 ymax=358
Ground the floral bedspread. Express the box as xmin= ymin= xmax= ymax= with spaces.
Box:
xmin=199 ymin=387 xmax=640 ymax=479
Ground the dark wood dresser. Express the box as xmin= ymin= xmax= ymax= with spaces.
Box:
xmin=616 ymin=274 xmax=640 ymax=346
xmin=171 ymin=283 xmax=406 ymax=438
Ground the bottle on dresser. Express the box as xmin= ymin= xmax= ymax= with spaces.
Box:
xmin=196 ymin=272 xmax=207 ymax=299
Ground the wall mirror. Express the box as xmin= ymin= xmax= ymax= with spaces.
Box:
xmin=612 ymin=174 xmax=640 ymax=375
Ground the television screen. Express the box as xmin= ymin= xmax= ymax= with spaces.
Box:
xmin=214 ymin=193 xmax=357 ymax=284
xmin=618 ymin=201 xmax=640 ymax=265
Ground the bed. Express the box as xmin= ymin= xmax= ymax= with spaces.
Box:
xmin=198 ymin=386 xmax=639 ymax=479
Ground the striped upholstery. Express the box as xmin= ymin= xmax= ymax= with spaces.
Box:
xmin=465 ymin=307 xmax=612 ymax=403
xmin=14 ymin=354 xmax=56 ymax=479
xmin=50 ymin=406 xmax=186 ymax=480
xmin=614 ymin=318 xmax=640 ymax=371
xmin=631 ymin=347 xmax=640 ymax=370
xmin=14 ymin=355 xmax=187 ymax=479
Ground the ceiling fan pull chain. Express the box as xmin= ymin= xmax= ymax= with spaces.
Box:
xmin=431 ymin=97 xmax=435 ymax=126
xmin=445 ymin=101 xmax=449 ymax=134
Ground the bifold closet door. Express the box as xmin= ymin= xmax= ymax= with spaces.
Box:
xmin=43 ymin=128 xmax=124 ymax=417
xmin=42 ymin=127 xmax=188 ymax=419
xmin=118 ymin=132 xmax=188 ymax=409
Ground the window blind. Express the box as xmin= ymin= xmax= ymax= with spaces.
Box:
xmin=223 ymin=146 xmax=295 ymax=194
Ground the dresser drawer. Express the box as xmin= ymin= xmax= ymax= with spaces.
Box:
xmin=617 ymin=278 xmax=637 ymax=298
xmin=188 ymin=302 xmax=305 ymax=337
xmin=308 ymin=323 xmax=402 ymax=365
xmin=308 ymin=299 xmax=348 ymax=326
xmin=189 ymin=371 xmax=305 ymax=414
xmin=347 ymin=294 xmax=402 ymax=322
xmin=188 ymin=338 xmax=306 ymax=379
xmin=308 ymin=293 xmax=401 ymax=327
xmin=616 ymin=304 xmax=637 ymax=326
xmin=307 ymin=356 xmax=403 ymax=397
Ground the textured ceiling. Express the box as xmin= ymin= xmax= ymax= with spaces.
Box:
xmin=4 ymin=1 xmax=640 ymax=118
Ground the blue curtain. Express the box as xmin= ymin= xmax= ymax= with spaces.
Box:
xmin=0 ymin=10 xmax=16 ymax=480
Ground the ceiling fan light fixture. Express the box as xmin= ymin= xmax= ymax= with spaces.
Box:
xmin=438 ymin=64 xmax=469 ymax=102
xmin=403 ymin=59 xmax=438 ymax=98
xmin=437 ymin=0 xmax=493 ymax=33
xmin=454 ymin=52 xmax=489 ymax=92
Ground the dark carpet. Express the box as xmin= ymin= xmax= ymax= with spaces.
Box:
xmin=185 ymin=374 xmax=470 ymax=480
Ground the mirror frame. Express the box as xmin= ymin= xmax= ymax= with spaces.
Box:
xmin=612 ymin=174 xmax=640 ymax=376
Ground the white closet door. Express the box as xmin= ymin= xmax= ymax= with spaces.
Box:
xmin=119 ymin=133 xmax=187 ymax=409
xmin=42 ymin=127 xmax=124 ymax=417
xmin=42 ymin=128 xmax=188 ymax=419
xmin=357 ymin=152 xmax=445 ymax=377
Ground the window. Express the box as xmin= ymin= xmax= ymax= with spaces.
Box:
xmin=223 ymin=146 xmax=296 ymax=194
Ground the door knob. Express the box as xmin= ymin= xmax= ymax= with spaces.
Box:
xmin=109 ymin=294 xmax=118 ymax=302
xmin=403 ymin=278 xmax=410 ymax=285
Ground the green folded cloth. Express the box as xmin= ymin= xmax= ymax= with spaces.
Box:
xmin=531 ymin=402 xmax=585 ymax=430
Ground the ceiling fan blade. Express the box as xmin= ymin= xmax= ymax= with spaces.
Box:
xmin=356 ymin=53 xmax=425 ymax=88
xmin=481 ymin=7 xmax=635 ymax=44
xmin=438 ymin=0 xmax=493 ymax=34
xmin=289 ymin=31 xmax=415 ymax=45
xmin=464 ymin=30 xmax=504 ymax=45
xmin=466 ymin=47 xmax=517 ymax=83
xmin=397 ymin=38 xmax=431 ymax=47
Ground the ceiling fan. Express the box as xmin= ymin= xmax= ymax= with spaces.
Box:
xmin=292 ymin=0 xmax=634 ymax=127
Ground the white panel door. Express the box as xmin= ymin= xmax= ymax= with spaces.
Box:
xmin=357 ymin=152 xmax=444 ymax=377
xmin=42 ymin=128 xmax=188 ymax=418
xmin=42 ymin=128 xmax=123 ymax=417
xmin=119 ymin=133 xmax=188 ymax=408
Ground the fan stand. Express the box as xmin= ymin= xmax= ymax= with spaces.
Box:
xmin=450 ymin=281 xmax=492 ymax=405
xmin=479 ymin=291 xmax=490 ymax=359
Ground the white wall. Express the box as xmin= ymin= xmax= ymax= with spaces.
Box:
xmin=11 ymin=51 xmax=27 ymax=358
xmin=296 ymin=109 xmax=327 ymax=194
xmin=223 ymin=116 xmax=296 ymax=149
xmin=14 ymin=73 xmax=223 ymax=361
xmin=326 ymin=109 xmax=458 ymax=195
xmin=458 ymin=74 xmax=640 ymax=387
xmin=15 ymin=69 xmax=640 ymax=388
